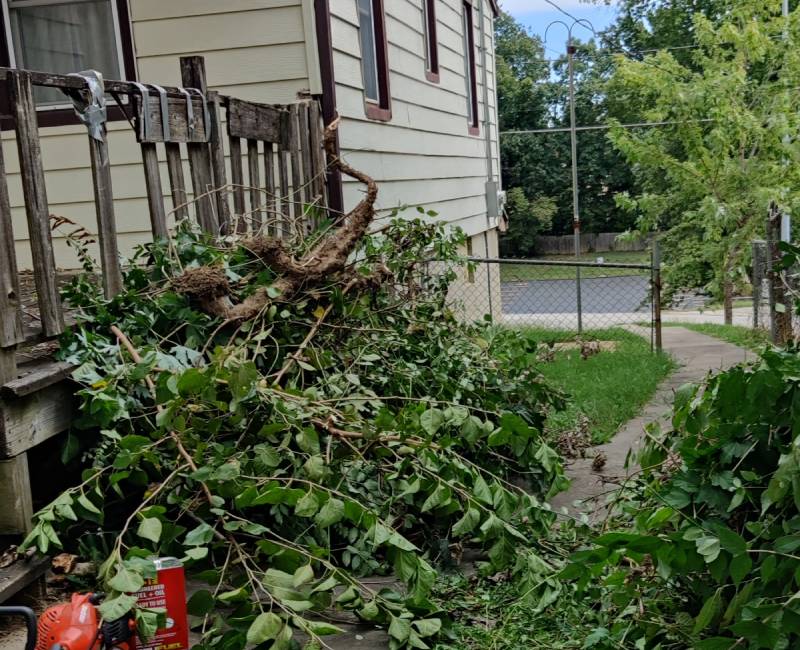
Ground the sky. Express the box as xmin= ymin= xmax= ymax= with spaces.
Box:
xmin=501 ymin=0 xmax=619 ymax=57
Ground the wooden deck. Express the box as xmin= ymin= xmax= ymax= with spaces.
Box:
xmin=0 ymin=56 xmax=331 ymax=601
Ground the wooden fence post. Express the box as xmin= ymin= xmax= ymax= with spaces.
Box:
xmin=141 ymin=142 xmax=168 ymax=240
xmin=88 ymin=125 xmax=124 ymax=298
xmin=8 ymin=70 xmax=63 ymax=336
xmin=180 ymin=56 xmax=218 ymax=235
xmin=208 ymin=91 xmax=231 ymax=235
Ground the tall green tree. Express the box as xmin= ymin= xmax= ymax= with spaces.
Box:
xmin=607 ymin=0 xmax=800 ymax=320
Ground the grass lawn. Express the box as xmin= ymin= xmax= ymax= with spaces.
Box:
xmin=500 ymin=250 xmax=651 ymax=282
xmin=521 ymin=327 xmax=675 ymax=444
xmin=662 ymin=322 xmax=770 ymax=351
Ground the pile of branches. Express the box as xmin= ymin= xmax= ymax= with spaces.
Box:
xmin=24 ymin=138 xmax=565 ymax=650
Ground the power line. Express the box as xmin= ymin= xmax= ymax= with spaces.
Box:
xmin=500 ymin=118 xmax=716 ymax=136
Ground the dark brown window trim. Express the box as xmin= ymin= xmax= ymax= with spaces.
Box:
xmin=360 ymin=0 xmax=391 ymax=122
xmin=365 ymin=103 xmax=391 ymax=121
xmin=423 ymin=0 xmax=439 ymax=84
xmin=0 ymin=0 xmax=137 ymax=128
xmin=463 ymin=0 xmax=479 ymax=136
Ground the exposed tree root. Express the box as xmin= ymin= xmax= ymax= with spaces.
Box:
xmin=173 ymin=118 xmax=382 ymax=321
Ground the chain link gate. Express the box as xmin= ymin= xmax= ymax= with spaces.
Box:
xmin=442 ymin=253 xmax=662 ymax=350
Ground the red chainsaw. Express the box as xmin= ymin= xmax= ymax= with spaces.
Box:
xmin=0 ymin=593 xmax=135 ymax=650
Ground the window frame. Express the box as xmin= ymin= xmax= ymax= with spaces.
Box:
xmin=0 ymin=0 xmax=137 ymax=127
xmin=422 ymin=0 xmax=439 ymax=83
xmin=462 ymin=0 xmax=479 ymax=135
xmin=357 ymin=0 xmax=391 ymax=122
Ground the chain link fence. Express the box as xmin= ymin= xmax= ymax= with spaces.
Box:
xmin=443 ymin=256 xmax=660 ymax=346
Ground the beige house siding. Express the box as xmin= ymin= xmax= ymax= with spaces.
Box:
xmin=330 ymin=0 xmax=501 ymax=239
xmin=9 ymin=0 xmax=316 ymax=269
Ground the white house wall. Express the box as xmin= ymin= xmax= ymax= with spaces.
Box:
xmin=329 ymin=0 xmax=501 ymax=240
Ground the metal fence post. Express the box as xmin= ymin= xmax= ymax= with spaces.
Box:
xmin=652 ymin=239 xmax=662 ymax=352
xmin=752 ymin=240 xmax=763 ymax=330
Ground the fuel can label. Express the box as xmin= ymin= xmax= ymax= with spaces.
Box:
xmin=134 ymin=557 xmax=189 ymax=650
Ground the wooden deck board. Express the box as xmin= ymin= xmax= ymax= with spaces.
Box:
xmin=0 ymin=556 xmax=48 ymax=604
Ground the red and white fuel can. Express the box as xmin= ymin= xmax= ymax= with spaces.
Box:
xmin=134 ymin=557 xmax=190 ymax=650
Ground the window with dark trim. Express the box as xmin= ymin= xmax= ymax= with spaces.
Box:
xmin=356 ymin=0 xmax=391 ymax=121
xmin=0 ymin=0 xmax=136 ymax=127
xmin=422 ymin=0 xmax=439 ymax=83
xmin=462 ymin=0 xmax=479 ymax=135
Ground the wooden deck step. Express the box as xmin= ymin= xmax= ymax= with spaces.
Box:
xmin=0 ymin=556 xmax=48 ymax=604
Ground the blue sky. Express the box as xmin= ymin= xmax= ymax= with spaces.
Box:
xmin=501 ymin=1 xmax=619 ymax=57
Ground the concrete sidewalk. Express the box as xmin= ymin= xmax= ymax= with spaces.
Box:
xmin=551 ymin=326 xmax=752 ymax=517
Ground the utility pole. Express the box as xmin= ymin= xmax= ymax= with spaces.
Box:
xmin=567 ymin=37 xmax=582 ymax=333
xmin=783 ymin=0 xmax=791 ymax=242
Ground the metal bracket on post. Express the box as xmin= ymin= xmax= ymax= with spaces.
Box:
xmin=150 ymin=84 xmax=171 ymax=141
xmin=179 ymin=87 xmax=195 ymax=138
xmin=186 ymin=88 xmax=211 ymax=142
xmin=63 ymin=70 xmax=107 ymax=141
xmin=131 ymin=81 xmax=152 ymax=141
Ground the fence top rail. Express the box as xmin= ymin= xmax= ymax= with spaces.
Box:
xmin=0 ymin=67 xmax=204 ymax=99
xmin=469 ymin=257 xmax=652 ymax=270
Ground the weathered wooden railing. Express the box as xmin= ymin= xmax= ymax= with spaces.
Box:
xmin=0 ymin=56 xmax=329 ymax=559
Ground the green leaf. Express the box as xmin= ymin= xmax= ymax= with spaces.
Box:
xmin=77 ymin=493 xmax=101 ymax=515
xmin=183 ymin=547 xmax=208 ymax=561
xmin=177 ymin=368 xmax=208 ymax=396
xmin=246 ymin=612 xmax=283 ymax=644
xmin=184 ymin=523 xmax=214 ymax=546
xmin=306 ymin=621 xmax=344 ymax=636
xmin=137 ymin=517 xmax=162 ymax=544
xmin=315 ymin=498 xmax=344 ymax=528
xmin=107 ymin=566 xmax=145 ymax=593
xmin=729 ymin=553 xmax=752 ymax=585
xmin=98 ymin=594 xmax=137 ymax=621
xmin=420 ymin=408 xmax=445 ymax=435
xmin=293 ymin=564 xmax=314 ymax=587
xmin=693 ymin=589 xmax=722 ymax=634
xmin=695 ymin=536 xmax=721 ymax=564
xmin=412 ymin=618 xmax=442 ymax=637
xmin=389 ymin=616 xmax=412 ymax=642
xmin=421 ymin=484 xmax=451 ymax=512
xmin=295 ymin=490 xmax=320 ymax=518
xmin=452 ymin=507 xmax=481 ymax=537
xmin=186 ymin=589 xmax=215 ymax=616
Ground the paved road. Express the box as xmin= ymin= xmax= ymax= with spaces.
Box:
xmin=501 ymin=275 xmax=650 ymax=315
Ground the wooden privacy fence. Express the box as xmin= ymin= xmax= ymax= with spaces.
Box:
xmin=0 ymin=56 xmax=329 ymax=543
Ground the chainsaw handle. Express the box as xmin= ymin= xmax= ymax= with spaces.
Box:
xmin=0 ymin=606 xmax=37 ymax=650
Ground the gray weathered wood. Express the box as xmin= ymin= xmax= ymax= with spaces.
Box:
xmin=299 ymin=103 xmax=313 ymax=209
xmin=180 ymin=56 xmax=218 ymax=234
xmin=137 ymin=94 xmax=208 ymax=143
xmin=208 ymin=91 xmax=231 ymax=235
xmin=278 ymin=145 xmax=291 ymax=239
xmin=264 ymin=143 xmax=276 ymax=237
xmin=0 ymin=381 xmax=76 ymax=458
xmin=0 ymin=454 xmax=33 ymax=534
xmin=88 ymin=128 xmax=123 ymax=298
xmin=8 ymin=70 xmax=63 ymax=337
xmin=0 ymin=555 xmax=50 ymax=604
xmin=1 ymin=361 xmax=75 ymax=398
xmin=289 ymin=104 xmax=303 ymax=229
xmin=229 ymin=136 xmax=246 ymax=233
xmin=247 ymin=139 xmax=262 ymax=231
xmin=227 ymin=97 xmax=288 ymax=145
xmin=165 ymin=143 xmax=189 ymax=221
xmin=308 ymin=100 xmax=326 ymax=206
xmin=141 ymin=142 xmax=168 ymax=240
xmin=0 ymin=128 xmax=22 ymax=349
